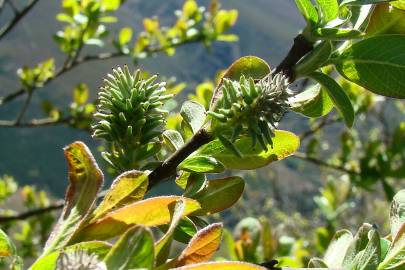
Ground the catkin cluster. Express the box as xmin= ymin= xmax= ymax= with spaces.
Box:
xmin=208 ymin=72 xmax=291 ymax=155
xmin=92 ymin=66 xmax=172 ymax=170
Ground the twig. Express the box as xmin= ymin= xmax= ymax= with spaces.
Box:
xmin=299 ymin=116 xmax=339 ymax=141
xmin=0 ymin=0 xmax=40 ymax=41
xmin=0 ymin=201 xmax=64 ymax=223
xmin=275 ymin=34 xmax=313 ymax=81
xmin=0 ymin=36 xmax=205 ymax=106
xmin=0 ymin=117 xmax=71 ymax=127
xmin=14 ymin=90 xmax=32 ymax=124
xmin=293 ymin=151 xmax=358 ymax=175
xmin=148 ymin=128 xmax=214 ymax=190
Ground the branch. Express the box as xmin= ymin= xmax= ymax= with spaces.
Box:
xmin=275 ymin=34 xmax=313 ymax=81
xmin=293 ymin=151 xmax=359 ymax=175
xmin=148 ymin=128 xmax=214 ymax=190
xmin=0 ymin=0 xmax=40 ymax=41
xmin=0 ymin=35 xmax=206 ymax=106
xmin=0 ymin=117 xmax=71 ymax=127
xmin=0 ymin=201 xmax=64 ymax=223
xmin=299 ymin=116 xmax=339 ymax=141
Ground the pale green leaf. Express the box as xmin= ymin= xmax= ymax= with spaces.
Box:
xmin=181 ymin=101 xmax=206 ymax=134
xmin=44 ymin=142 xmax=103 ymax=255
xmin=178 ymin=156 xmax=225 ymax=173
xmin=294 ymin=0 xmax=319 ymax=25
xmin=290 ymin=84 xmax=334 ymax=117
xmin=192 ymin=177 xmax=245 ymax=216
xmin=104 ymin=226 xmax=154 ymax=270
xmin=313 ymin=27 xmax=363 ymax=40
xmin=310 ymin=72 xmax=354 ymax=127
xmin=315 ymin=0 xmax=339 ymax=24
xmin=191 ymin=130 xmax=299 ymax=170
xmin=390 ymin=190 xmax=405 ymax=239
xmin=334 ymin=35 xmax=405 ymax=98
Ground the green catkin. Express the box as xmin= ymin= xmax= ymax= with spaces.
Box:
xmin=209 ymin=71 xmax=291 ymax=155
xmin=92 ymin=66 xmax=173 ymax=170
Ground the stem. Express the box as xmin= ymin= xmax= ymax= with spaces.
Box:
xmin=0 ymin=117 xmax=72 ymax=127
xmin=0 ymin=0 xmax=40 ymax=41
xmin=14 ymin=90 xmax=33 ymax=125
xmin=275 ymin=34 xmax=314 ymax=82
xmin=148 ymin=128 xmax=214 ymax=190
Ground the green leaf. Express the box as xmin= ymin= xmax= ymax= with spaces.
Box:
xmin=192 ymin=130 xmax=299 ymax=170
xmin=91 ymin=170 xmax=148 ymax=221
xmin=0 ymin=229 xmax=16 ymax=257
xmin=73 ymin=83 xmax=89 ymax=105
xmin=315 ymin=0 xmax=339 ymax=24
xmin=191 ymin=177 xmax=244 ymax=216
xmin=172 ymin=218 xmax=198 ymax=244
xmin=290 ymin=84 xmax=334 ymax=117
xmin=341 ymin=0 xmax=393 ymax=5
xmin=310 ymin=72 xmax=354 ymax=127
xmin=378 ymin=222 xmax=405 ymax=270
xmin=353 ymin=229 xmax=381 ymax=270
xmin=324 ymin=230 xmax=353 ymax=267
xmin=210 ymin=56 xmax=270 ymax=110
xmin=313 ymin=27 xmax=364 ymax=40
xmin=294 ymin=41 xmax=333 ymax=77
xmin=294 ymin=0 xmax=319 ymax=25
xmin=343 ymin=223 xmax=373 ymax=268
xmin=178 ymin=156 xmax=225 ymax=173
xmin=392 ymin=0 xmax=405 ymax=10
xmin=30 ymin=241 xmax=111 ymax=270
xmin=183 ymin=173 xmax=207 ymax=197
xmin=181 ymin=101 xmax=206 ymax=134
xmin=367 ymin=4 xmax=405 ymax=35
xmin=104 ymin=226 xmax=154 ymax=270
xmin=155 ymin=200 xmax=185 ymax=266
xmin=334 ymin=35 xmax=405 ymax=98
xmin=43 ymin=142 xmax=103 ymax=255
xmin=163 ymin=130 xmax=185 ymax=151
xmin=390 ymin=190 xmax=405 ymax=239
xmin=119 ymin=27 xmax=132 ymax=45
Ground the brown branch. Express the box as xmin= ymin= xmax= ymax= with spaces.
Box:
xmin=293 ymin=151 xmax=359 ymax=175
xmin=0 ymin=0 xmax=40 ymax=41
xmin=0 ymin=201 xmax=64 ymax=223
xmin=299 ymin=116 xmax=339 ymax=141
xmin=0 ymin=35 xmax=206 ymax=106
xmin=275 ymin=34 xmax=314 ymax=82
xmin=148 ymin=128 xmax=214 ymax=190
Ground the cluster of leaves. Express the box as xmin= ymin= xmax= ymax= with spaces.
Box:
xmin=290 ymin=0 xmax=405 ymax=128
xmin=0 ymin=175 xmax=55 ymax=268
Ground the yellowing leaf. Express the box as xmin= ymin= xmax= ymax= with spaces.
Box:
xmin=171 ymin=261 xmax=267 ymax=270
xmin=175 ymin=223 xmax=223 ymax=266
xmin=91 ymin=170 xmax=148 ymax=221
xmin=0 ymin=229 xmax=15 ymax=257
xmin=119 ymin=27 xmax=133 ymax=45
xmin=44 ymin=142 xmax=103 ymax=255
xmin=192 ymin=130 xmax=300 ymax=170
xmin=192 ymin=177 xmax=245 ymax=216
xmin=143 ymin=18 xmax=159 ymax=33
xmin=73 ymin=196 xmax=200 ymax=241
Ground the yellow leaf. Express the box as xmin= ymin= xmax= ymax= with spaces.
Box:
xmin=175 ymin=223 xmax=223 ymax=266
xmin=171 ymin=261 xmax=267 ymax=270
xmin=73 ymin=196 xmax=200 ymax=241
xmin=91 ymin=170 xmax=148 ymax=221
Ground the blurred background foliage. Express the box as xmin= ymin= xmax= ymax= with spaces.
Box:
xmin=0 ymin=0 xmax=405 ymax=268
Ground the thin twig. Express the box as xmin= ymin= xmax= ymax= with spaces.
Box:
xmin=293 ymin=151 xmax=359 ymax=175
xmin=0 ymin=36 xmax=205 ymax=106
xmin=14 ymin=90 xmax=32 ymax=124
xmin=0 ymin=0 xmax=40 ymax=41
xmin=0 ymin=117 xmax=71 ymax=127
xmin=148 ymin=128 xmax=214 ymax=190
xmin=299 ymin=116 xmax=339 ymax=141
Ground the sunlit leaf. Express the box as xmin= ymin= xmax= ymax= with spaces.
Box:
xmin=290 ymin=84 xmax=334 ymax=117
xmin=178 ymin=156 xmax=225 ymax=173
xmin=324 ymin=230 xmax=353 ymax=267
xmin=334 ymin=35 xmax=405 ymax=98
xmin=192 ymin=177 xmax=245 ymax=216
xmin=44 ymin=142 xmax=103 ymax=254
xmin=171 ymin=261 xmax=267 ymax=270
xmin=73 ymin=196 xmax=200 ymax=241
xmin=310 ymin=72 xmax=354 ymax=127
xmin=390 ymin=190 xmax=405 ymax=239
xmin=191 ymin=130 xmax=299 ymax=170
xmin=104 ymin=226 xmax=154 ymax=270
xmin=0 ymin=229 xmax=16 ymax=257
xmin=91 ymin=170 xmax=148 ymax=221
xmin=174 ymin=223 xmax=223 ymax=266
